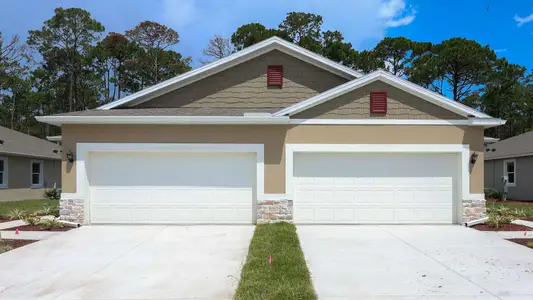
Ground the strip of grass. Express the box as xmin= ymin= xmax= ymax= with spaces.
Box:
xmin=0 ymin=199 xmax=58 ymax=217
xmin=234 ymin=222 xmax=316 ymax=300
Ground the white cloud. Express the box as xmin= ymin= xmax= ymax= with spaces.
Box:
xmin=515 ymin=10 xmax=533 ymax=27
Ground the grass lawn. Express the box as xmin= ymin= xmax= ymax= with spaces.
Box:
xmin=234 ymin=222 xmax=316 ymax=300
xmin=0 ymin=199 xmax=59 ymax=217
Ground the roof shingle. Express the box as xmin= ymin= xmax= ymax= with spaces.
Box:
xmin=0 ymin=126 xmax=61 ymax=160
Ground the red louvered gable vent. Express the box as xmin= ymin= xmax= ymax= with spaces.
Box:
xmin=370 ymin=91 xmax=387 ymax=113
xmin=267 ymin=65 xmax=283 ymax=86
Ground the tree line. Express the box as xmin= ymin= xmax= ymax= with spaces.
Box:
xmin=1 ymin=9 xmax=531 ymax=139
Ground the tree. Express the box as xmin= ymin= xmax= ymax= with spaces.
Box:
xmin=231 ymin=23 xmax=281 ymax=50
xmin=374 ymin=37 xmax=412 ymax=76
xmin=124 ymin=21 xmax=191 ymax=91
xmin=201 ymin=35 xmax=232 ymax=65
xmin=465 ymin=59 xmax=530 ymax=139
xmin=320 ymin=30 xmax=358 ymax=66
xmin=410 ymin=38 xmax=496 ymax=101
xmin=278 ymin=12 xmax=323 ymax=51
xmin=91 ymin=32 xmax=136 ymax=101
xmin=27 ymin=7 xmax=105 ymax=112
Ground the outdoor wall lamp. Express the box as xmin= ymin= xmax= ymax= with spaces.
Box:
xmin=470 ymin=152 xmax=478 ymax=164
xmin=66 ymin=150 xmax=74 ymax=163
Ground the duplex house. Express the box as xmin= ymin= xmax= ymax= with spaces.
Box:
xmin=37 ymin=37 xmax=505 ymax=225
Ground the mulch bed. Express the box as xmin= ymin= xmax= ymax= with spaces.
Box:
xmin=4 ymin=224 xmax=73 ymax=232
xmin=472 ymin=223 xmax=532 ymax=232
xmin=508 ymin=238 xmax=533 ymax=249
xmin=486 ymin=198 xmax=533 ymax=206
xmin=1 ymin=239 xmax=38 ymax=249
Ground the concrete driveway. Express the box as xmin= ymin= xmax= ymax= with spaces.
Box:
xmin=298 ymin=225 xmax=533 ymax=300
xmin=0 ymin=225 xmax=254 ymax=300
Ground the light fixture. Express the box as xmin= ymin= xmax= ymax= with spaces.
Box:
xmin=470 ymin=152 xmax=478 ymax=164
xmin=66 ymin=150 xmax=74 ymax=163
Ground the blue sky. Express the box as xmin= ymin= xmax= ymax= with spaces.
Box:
xmin=1 ymin=0 xmax=532 ymax=69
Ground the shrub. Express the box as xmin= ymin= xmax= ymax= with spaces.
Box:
xmin=0 ymin=245 xmax=13 ymax=254
xmin=38 ymin=218 xmax=63 ymax=230
xmin=486 ymin=205 xmax=520 ymax=228
xmin=43 ymin=188 xmax=60 ymax=200
xmin=22 ymin=213 xmax=41 ymax=226
xmin=527 ymin=241 xmax=533 ymax=249
xmin=484 ymin=188 xmax=501 ymax=199
xmin=7 ymin=208 xmax=27 ymax=220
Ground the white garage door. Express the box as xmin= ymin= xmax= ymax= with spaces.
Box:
xmin=293 ymin=152 xmax=458 ymax=224
xmin=87 ymin=151 xmax=255 ymax=224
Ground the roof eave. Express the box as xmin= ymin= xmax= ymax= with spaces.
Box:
xmin=36 ymin=115 xmax=291 ymax=126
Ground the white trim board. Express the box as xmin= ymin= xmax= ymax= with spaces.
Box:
xmin=76 ymin=143 xmax=265 ymax=224
xmin=36 ymin=115 xmax=505 ymax=128
xmin=503 ymin=159 xmax=517 ymax=187
xmin=0 ymin=156 xmax=8 ymax=188
xmin=97 ymin=37 xmax=361 ymax=110
xmin=284 ymin=144 xmax=473 ymax=218
xmin=274 ymin=70 xmax=496 ymax=119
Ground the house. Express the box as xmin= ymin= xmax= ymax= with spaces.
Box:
xmin=484 ymin=130 xmax=533 ymax=201
xmin=0 ymin=126 xmax=61 ymax=201
xmin=36 ymin=37 xmax=505 ymax=225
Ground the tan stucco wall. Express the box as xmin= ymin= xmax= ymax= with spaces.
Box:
xmin=293 ymin=81 xmax=465 ymax=120
xmin=136 ymin=50 xmax=348 ymax=109
xmin=61 ymin=124 xmax=484 ymax=195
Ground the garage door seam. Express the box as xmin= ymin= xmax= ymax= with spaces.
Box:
xmin=51 ymin=226 xmax=168 ymax=300
xmin=378 ymin=226 xmax=502 ymax=300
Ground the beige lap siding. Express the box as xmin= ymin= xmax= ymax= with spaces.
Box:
xmin=61 ymin=124 xmax=484 ymax=195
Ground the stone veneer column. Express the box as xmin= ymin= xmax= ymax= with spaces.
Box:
xmin=462 ymin=198 xmax=486 ymax=223
xmin=60 ymin=197 xmax=84 ymax=224
xmin=256 ymin=199 xmax=293 ymax=223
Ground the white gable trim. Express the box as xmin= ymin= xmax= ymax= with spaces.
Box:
xmin=273 ymin=70 xmax=493 ymax=119
xmin=98 ymin=37 xmax=362 ymax=110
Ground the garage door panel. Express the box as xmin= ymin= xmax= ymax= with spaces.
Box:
xmin=88 ymin=151 xmax=255 ymax=224
xmin=293 ymin=152 xmax=458 ymax=224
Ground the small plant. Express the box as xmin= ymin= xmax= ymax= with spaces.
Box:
xmin=486 ymin=204 xmax=523 ymax=228
xmin=527 ymin=241 xmax=533 ymax=249
xmin=22 ymin=213 xmax=41 ymax=226
xmin=38 ymin=218 xmax=63 ymax=230
xmin=7 ymin=208 xmax=27 ymax=220
xmin=484 ymin=188 xmax=501 ymax=199
xmin=37 ymin=205 xmax=53 ymax=216
xmin=0 ymin=245 xmax=13 ymax=254
xmin=43 ymin=188 xmax=60 ymax=200
xmin=50 ymin=205 xmax=60 ymax=218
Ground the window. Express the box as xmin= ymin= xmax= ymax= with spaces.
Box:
xmin=267 ymin=65 xmax=283 ymax=86
xmin=370 ymin=91 xmax=387 ymax=113
xmin=503 ymin=159 xmax=516 ymax=187
xmin=0 ymin=157 xmax=7 ymax=188
xmin=31 ymin=160 xmax=43 ymax=188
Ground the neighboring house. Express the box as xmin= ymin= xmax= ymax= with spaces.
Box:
xmin=0 ymin=126 xmax=61 ymax=202
xmin=484 ymin=131 xmax=533 ymax=201
xmin=37 ymin=37 xmax=505 ymax=225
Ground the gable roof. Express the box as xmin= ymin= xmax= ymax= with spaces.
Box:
xmin=98 ymin=37 xmax=362 ymax=110
xmin=0 ymin=126 xmax=61 ymax=160
xmin=273 ymin=70 xmax=493 ymax=119
xmin=485 ymin=130 xmax=533 ymax=160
